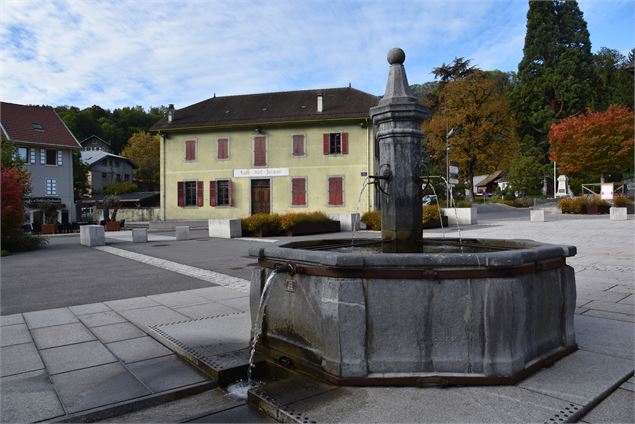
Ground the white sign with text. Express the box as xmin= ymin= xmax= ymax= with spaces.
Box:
xmin=233 ymin=168 xmax=290 ymax=178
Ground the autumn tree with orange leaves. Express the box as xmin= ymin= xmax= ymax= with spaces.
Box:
xmin=549 ymin=106 xmax=634 ymax=183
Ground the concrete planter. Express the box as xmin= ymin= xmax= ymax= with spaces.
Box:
xmin=530 ymin=210 xmax=545 ymax=222
xmin=442 ymin=207 xmax=477 ymax=225
xmin=286 ymin=220 xmax=340 ymax=236
xmin=41 ymin=223 xmax=57 ymax=234
xmin=610 ymin=207 xmax=627 ymax=221
xmin=105 ymin=221 xmax=122 ymax=231
xmin=422 ymin=216 xmax=448 ymax=229
xmin=208 ymin=219 xmax=242 ymax=239
xmin=80 ymin=225 xmax=105 ymax=247
xmin=584 ymin=204 xmax=610 ymax=215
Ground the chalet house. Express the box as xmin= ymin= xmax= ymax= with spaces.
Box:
xmin=80 ymin=150 xmax=136 ymax=194
xmin=151 ymin=87 xmax=379 ymax=220
xmin=0 ymin=101 xmax=81 ymax=224
xmin=80 ymin=135 xmax=113 ymax=153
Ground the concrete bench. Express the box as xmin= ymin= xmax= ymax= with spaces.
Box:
xmin=176 ymin=226 xmax=190 ymax=240
xmin=530 ymin=210 xmax=545 ymax=222
xmin=132 ymin=228 xmax=148 ymax=243
xmin=610 ymin=207 xmax=627 ymax=221
xmin=208 ymin=219 xmax=242 ymax=239
xmin=80 ymin=225 xmax=105 ymax=247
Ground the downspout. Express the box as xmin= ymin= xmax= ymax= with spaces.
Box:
xmin=161 ymin=133 xmax=167 ymax=220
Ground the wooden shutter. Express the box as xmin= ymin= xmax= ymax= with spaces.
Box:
xmin=57 ymin=151 xmax=63 ymax=165
xmin=329 ymin=177 xmax=343 ymax=206
xmin=292 ymin=135 xmax=304 ymax=156
xmin=185 ymin=140 xmax=195 ymax=160
xmin=323 ymin=133 xmax=329 ymax=155
xmin=218 ymin=138 xmax=228 ymax=159
xmin=292 ymin=178 xmax=306 ymax=206
xmin=341 ymin=132 xmax=348 ymax=154
xmin=196 ymin=181 xmax=204 ymax=206
xmin=30 ymin=148 xmax=36 ymax=164
xmin=40 ymin=149 xmax=46 ymax=164
xmin=228 ymin=180 xmax=233 ymax=206
xmin=177 ymin=181 xmax=185 ymax=207
xmin=209 ymin=181 xmax=217 ymax=207
xmin=254 ymin=136 xmax=266 ymax=166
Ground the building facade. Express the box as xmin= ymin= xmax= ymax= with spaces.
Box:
xmin=80 ymin=135 xmax=113 ymax=153
xmin=1 ymin=102 xmax=81 ymax=224
xmin=80 ymin=151 xmax=136 ymax=193
xmin=151 ymin=87 xmax=378 ymax=220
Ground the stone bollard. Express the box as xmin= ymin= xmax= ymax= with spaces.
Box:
xmin=208 ymin=219 xmax=242 ymax=238
xmin=328 ymin=213 xmax=360 ymax=232
xmin=442 ymin=207 xmax=478 ymax=225
xmin=610 ymin=207 xmax=627 ymax=221
xmin=530 ymin=210 xmax=545 ymax=223
xmin=80 ymin=225 xmax=105 ymax=247
xmin=132 ymin=228 xmax=148 ymax=243
xmin=176 ymin=226 xmax=190 ymax=240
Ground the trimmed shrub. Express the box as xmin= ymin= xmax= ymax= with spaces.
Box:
xmin=241 ymin=213 xmax=282 ymax=236
xmin=572 ymin=196 xmax=588 ymax=214
xmin=589 ymin=196 xmax=610 ymax=207
xmin=422 ymin=205 xmax=442 ymax=223
xmin=361 ymin=210 xmax=381 ymax=230
xmin=279 ymin=211 xmax=330 ymax=233
xmin=558 ymin=198 xmax=575 ymax=213
xmin=613 ymin=195 xmax=634 ymax=207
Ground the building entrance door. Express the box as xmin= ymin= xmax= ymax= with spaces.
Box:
xmin=251 ymin=179 xmax=271 ymax=215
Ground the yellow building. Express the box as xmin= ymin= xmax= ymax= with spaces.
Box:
xmin=151 ymin=87 xmax=378 ymax=220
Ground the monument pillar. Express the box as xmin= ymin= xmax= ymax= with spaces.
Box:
xmin=370 ymin=48 xmax=428 ymax=253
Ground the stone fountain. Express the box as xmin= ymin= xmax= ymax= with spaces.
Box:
xmin=249 ymin=48 xmax=577 ymax=386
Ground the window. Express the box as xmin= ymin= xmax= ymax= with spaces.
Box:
xmin=291 ymin=177 xmax=307 ymax=206
xmin=292 ymin=134 xmax=305 ymax=156
xmin=185 ymin=140 xmax=196 ymax=161
xmin=46 ymin=178 xmax=57 ymax=196
xmin=254 ymin=136 xmax=266 ymax=166
xmin=32 ymin=123 xmax=43 ymax=131
xmin=124 ymin=174 xmax=130 ymax=182
xmin=18 ymin=147 xmax=28 ymax=162
xmin=116 ymin=174 xmax=121 ymax=182
xmin=323 ymin=132 xmax=348 ymax=155
xmin=178 ymin=181 xmax=203 ymax=207
xmin=328 ymin=176 xmax=344 ymax=206
xmin=217 ymin=138 xmax=229 ymax=160
xmin=46 ymin=149 xmax=57 ymax=165
xmin=209 ymin=180 xmax=233 ymax=207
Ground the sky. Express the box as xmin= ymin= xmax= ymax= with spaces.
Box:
xmin=1 ymin=0 xmax=633 ymax=111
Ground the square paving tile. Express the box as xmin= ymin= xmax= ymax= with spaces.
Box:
xmin=575 ymin=314 xmax=634 ymax=360
xmin=106 ymin=336 xmax=172 ymax=363
xmin=40 ymin=340 xmax=117 ymax=375
xmin=78 ymin=310 xmax=127 ymax=328
xmin=176 ymin=302 xmax=240 ymax=319
xmin=148 ymin=292 xmax=210 ymax=308
xmin=187 ymin=286 xmax=247 ymax=302
xmin=127 ymin=354 xmax=209 ymax=392
xmin=580 ymin=388 xmax=634 ymax=423
xmin=23 ymin=307 xmax=78 ymax=329
xmin=69 ymin=302 xmax=111 ymax=315
xmin=91 ymin=322 xmax=146 ymax=344
xmin=0 ymin=324 xmax=32 ymax=347
xmin=219 ymin=296 xmax=250 ymax=313
xmin=0 ymin=343 xmax=44 ymax=377
xmin=117 ymin=305 xmax=189 ymax=329
xmin=0 ymin=314 xmax=24 ymax=327
xmin=51 ymin=362 xmax=150 ymax=414
xmin=32 ymin=322 xmax=95 ymax=349
xmin=1 ymin=370 xmax=65 ymax=423
xmin=585 ymin=300 xmax=634 ymax=315
xmin=105 ymin=297 xmax=161 ymax=312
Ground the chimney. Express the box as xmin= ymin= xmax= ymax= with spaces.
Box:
xmin=317 ymin=94 xmax=323 ymax=113
xmin=167 ymin=104 xmax=175 ymax=123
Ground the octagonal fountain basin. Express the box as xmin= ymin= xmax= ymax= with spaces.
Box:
xmin=249 ymin=238 xmax=577 ymax=386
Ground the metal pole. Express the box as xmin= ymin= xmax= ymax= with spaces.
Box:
xmin=445 ymin=123 xmax=449 ymax=208
xmin=553 ymin=162 xmax=557 ymax=199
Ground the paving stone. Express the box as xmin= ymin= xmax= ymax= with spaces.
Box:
xmin=519 ymin=350 xmax=634 ymax=405
xmin=106 ymin=388 xmax=241 ymax=423
xmin=585 ymin=300 xmax=634 ymax=315
xmin=219 ymin=296 xmax=250 ymax=313
xmin=117 ymin=305 xmax=189 ymax=329
xmin=40 ymin=340 xmax=117 ymax=375
xmin=620 ymin=380 xmax=634 ymax=392
xmin=176 ymin=302 xmax=240 ymax=319
xmin=0 ymin=370 xmax=65 ymax=423
xmin=148 ymin=291 xmax=210 ymax=308
xmin=186 ymin=286 xmax=247 ymax=302
xmin=51 ymin=362 xmax=150 ymax=414
xmin=105 ymin=296 xmax=161 ymax=311
xmin=576 ymin=291 xmax=631 ymax=303
xmin=23 ymin=307 xmax=78 ymax=329
xmin=32 ymin=322 xmax=95 ymax=349
xmin=0 ymin=342 xmax=44 ymax=377
xmin=106 ymin=336 xmax=172 ymax=364
xmin=78 ymin=310 xmax=127 ymax=327
xmin=575 ymin=315 xmax=634 ymax=360
xmin=91 ymin=322 xmax=146 ymax=344
xmin=582 ymin=309 xmax=634 ymax=323
xmin=618 ymin=294 xmax=634 ymax=305
xmin=189 ymin=405 xmax=275 ymax=423
xmin=0 ymin=314 xmax=24 ymax=326
xmin=127 ymin=354 xmax=209 ymax=392
xmin=0 ymin=323 xmax=32 ymax=347
xmin=581 ymin=388 xmax=634 ymax=423
xmin=69 ymin=302 xmax=111 ymax=315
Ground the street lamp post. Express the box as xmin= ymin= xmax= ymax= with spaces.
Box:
xmin=445 ymin=124 xmax=454 ymax=208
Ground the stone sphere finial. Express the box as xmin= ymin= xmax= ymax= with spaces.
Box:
xmin=387 ymin=48 xmax=405 ymax=65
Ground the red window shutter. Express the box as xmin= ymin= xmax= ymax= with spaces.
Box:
xmin=323 ymin=133 xmax=329 ymax=155
xmin=228 ymin=179 xmax=233 ymax=206
xmin=209 ymin=181 xmax=217 ymax=207
xmin=254 ymin=136 xmax=266 ymax=166
xmin=218 ymin=138 xmax=228 ymax=159
xmin=292 ymin=135 xmax=304 ymax=156
xmin=328 ymin=177 xmax=343 ymax=205
xmin=292 ymin=178 xmax=306 ymax=206
xmin=177 ymin=181 xmax=185 ymax=207
xmin=196 ymin=181 xmax=204 ymax=206
xmin=342 ymin=132 xmax=349 ymax=154
xmin=185 ymin=140 xmax=196 ymax=160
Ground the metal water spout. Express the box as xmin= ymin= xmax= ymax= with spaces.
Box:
xmin=369 ymin=48 xmax=428 ymax=253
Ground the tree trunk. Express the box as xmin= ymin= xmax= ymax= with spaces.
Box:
xmin=466 ymin=162 xmax=475 ymax=202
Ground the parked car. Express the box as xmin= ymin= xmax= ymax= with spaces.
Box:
xmin=422 ymin=195 xmax=438 ymax=205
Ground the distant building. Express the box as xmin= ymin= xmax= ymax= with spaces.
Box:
xmin=80 ymin=135 xmax=113 ymax=153
xmin=475 ymin=170 xmax=507 ymax=195
xmin=80 ymin=150 xmax=136 ymax=194
xmin=0 ymin=101 xmax=81 ymax=224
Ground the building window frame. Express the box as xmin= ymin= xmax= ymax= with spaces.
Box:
xmin=45 ymin=178 xmax=58 ymax=196
xmin=253 ymin=135 xmax=267 ymax=167
xmin=184 ymin=139 xmax=197 ymax=162
xmin=328 ymin=176 xmax=344 ymax=206
xmin=45 ymin=149 xmax=57 ymax=166
xmin=291 ymin=134 xmax=306 ymax=157
xmin=291 ymin=177 xmax=307 ymax=207
xmin=184 ymin=181 xmax=198 ymax=206
xmin=217 ymin=138 xmax=230 ymax=160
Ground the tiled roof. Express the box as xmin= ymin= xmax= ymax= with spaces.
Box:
xmin=80 ymin=150 xmax=137 ymax=168
xmin=476 ymin=170 xmax=505 ymax=187
xmin=80 ymin=135 xmax=111 ymax=146
xmin=151 ymin=87 xmax=379 ymax=131
xmin=0 ymin=102 xmax=81 ymax=149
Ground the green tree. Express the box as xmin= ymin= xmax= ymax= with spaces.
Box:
xmin=120 ymin=131 xmax=160 ymax=184
xmin=593 ymin=47 xmax=634 ymax=110
xmin=510 ymin=0 xmax=596 ymax=160
xmin=506 ymin=154 xmax=545 ymax=195
xmin=72 ymin=151 xmax=90 ymax=200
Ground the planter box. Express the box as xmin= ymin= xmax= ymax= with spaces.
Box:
xmin=584 ymin=205 xmax=610 ymax=215
xmin=80 ymin=225 xmax=105 ymax=247
xmin=208 ymin=219 xmax=242 ymax=239
xmin=530 ymin=210 xmax=545 ymax=222
xmin=286 ymin=220 xmax=341 ymax=236
xmin=422 ymin=216 xmax=449 ymax=229
xmin=105 ymin=221 xmax=122 ymax=231
xmin=442 ymin=207 xmax=478 ymax=225
xmin=41 ymin=223 xmax=57 ymax=234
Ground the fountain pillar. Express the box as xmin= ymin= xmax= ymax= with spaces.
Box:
xmin=370 ymin=48 xmax=428 ymax=253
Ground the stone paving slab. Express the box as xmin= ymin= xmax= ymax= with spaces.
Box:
xmin=106 ymin=336 xmax=173 ymax=364
xmin=40 ymin=340 xmax=118 ymax=375
xmin=105 ymin=296 xmax=162 ymax=311
xmin=117 ymin=305 xmax=190 ymax=329
xmin=0 ymin=342 xmax=44 ymax=377
xmin=78 ymin=310 xmax=128 ymax=327
xmin=188 ymin=404 xmax=275 ymax=423
xmin=32 ymin=322 xmax=96 ymax=349
xmin=582 ymin=309 xmax=634 ymax=322
xmin=186 ymin=286 xmax=248 ymax=302
xmin=91 ymin=322 xmax=146 ymax=344
xmin=0 ymin=369 xmax=65 ymax=423
xmin=575 ymin=315 xmax=634 ymax=360
xmin=175 ymin=302 xmax=241 ymax=319
xmin=23 ymin=307 xmax=78 ymax=329
xmin=0 ymin=313 xmax=24 ymax=326
xmin=581 ymin=388 xmax=634 ymax=424
xmin=584 ymin=300 xmax=634 ymax=315
xmin=0 ymin=323 xmax=32 ymax=347
xmin=218 ymin=296 xmax=250 ymax=313
xmin=69 ymin=302 xmax=112 ymax=315
xmin=51 ymin=362 xmax=151 ymax=414
xmin=148 ymin=291 xmax=212 ymax=308
xmin=126 ymin=354 xmax=209 ymax=392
